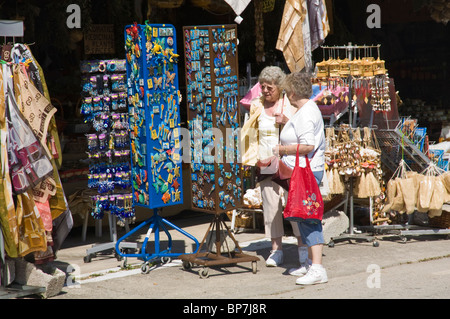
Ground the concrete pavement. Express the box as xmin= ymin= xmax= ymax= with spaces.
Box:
xmin=47 ymin=211 xmax=450 ymax=299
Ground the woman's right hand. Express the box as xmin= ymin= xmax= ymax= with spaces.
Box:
xmin=274 ymin=112 xmax=288 ymax=125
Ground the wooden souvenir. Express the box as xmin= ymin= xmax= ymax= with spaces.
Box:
xmin=328 ymin=58 xmax=341 ymax=78
xmin=339 ymin=58 xmax=351 ymax=77
xmin=362 ymin=57 xmax=375 ymax=77
xmin=374 ymin=57 xmax=387 ymax=75
xmin=350 ymin=58 xmax=362 ymax=76
xmin=316 ymin=59 xmax=329 ymax=78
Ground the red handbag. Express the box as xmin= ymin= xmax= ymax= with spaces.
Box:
xmin=255 ymin=155 xmax=279 ymax=181
xmin=283 ymin=146 xmax=324 ymax=222
xmin=271 ymin=159 xmax=292 ymax=190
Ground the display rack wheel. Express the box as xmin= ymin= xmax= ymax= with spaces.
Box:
xmin=141 ymin=262 xmax=151 ymax=274
xmin=122 ymin=258 xmax=128 ymax=268
xmin=182 ymin=260 xmax=192 ymax=270
xmin=115 ymin=251 xmax=124 ymax=261
xmin=199 ymin=267 xmax=209 ymax=279
xmin=327 ymin=241 xmax=335 ymax=248
xmin=372 ymin=240 xmax=380 ymax=247
xmin=161 ymin=256 xmax=172 ymax=264
xmin=251 ymin=261 xmax=257 ymax=274
xmin=400 ymin=236 xmax=408 ymax=244
xmin=83 ymin=254 xmax=95 ymax=263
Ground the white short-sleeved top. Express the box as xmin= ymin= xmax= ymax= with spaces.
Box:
xmin=280 ymin=100 xmax=325 ymax=171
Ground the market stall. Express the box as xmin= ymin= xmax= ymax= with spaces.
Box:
xmin=313 ymin=43 xmax=450 ymax=244
xmin=0 ymin=39 xmax=71 ymax=297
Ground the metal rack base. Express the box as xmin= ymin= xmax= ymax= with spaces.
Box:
xmin=0 ymin=284 xmax=45 ymax=299
xmin=83 ymin=212 xmax=138 ymax=263
xmin=114 ymin=209 xmax=200 ymax=273
xmin=326 ymin=182 xmax=380 ymax=248
xmin=360 ymin=224 xmax=450 ymax=243
xmin=179 ymin=213 xmax=260 ymax=278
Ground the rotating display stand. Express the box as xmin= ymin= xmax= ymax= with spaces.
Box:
xmin=115 ymin=22 xmax=199 ymax=271
xmin=179 ymin=24 xmax=259 ymax=277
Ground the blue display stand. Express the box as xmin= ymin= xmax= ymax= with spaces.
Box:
xmin=116 ymin=22 xmax=199 ymax=271
xmin=125 ymin=22 xmax=183 ymax=209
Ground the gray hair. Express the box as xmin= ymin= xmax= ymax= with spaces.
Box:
xmin=281 ymin=72 xmax=313 ymax=99
xmin=258 ymin=66 xmax=286 ymax=87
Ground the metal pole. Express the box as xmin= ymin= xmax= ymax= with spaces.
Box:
xmin=347 ymin=42 xmax=353 ymax=126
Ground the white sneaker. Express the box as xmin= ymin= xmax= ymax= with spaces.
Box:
xmin=295 ymin=265 xmax=328 ymax=285
xmin=266 ymin=250 xmax=283 ymax=267
xmin=289 ymin=263 xmax=310 ymax=277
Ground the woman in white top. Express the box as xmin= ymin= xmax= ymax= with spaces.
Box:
xmin=273 ymin=72 xmax=328 ymax=285
xmin=241 ymin=66 xmax=303 ymax=267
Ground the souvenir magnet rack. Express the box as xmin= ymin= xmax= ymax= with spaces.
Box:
xmin=115 ymin=23 xmax=199 ymax=272
xmin=179 ymin=25 xmax=259 ymax=278
xmin=319 ymin=43 xmax=384 ymax=247
xmin=79 ymin=59 xmax=138 ymax=263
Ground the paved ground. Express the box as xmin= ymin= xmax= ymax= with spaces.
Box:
xmin=46 ymin=211 xmax=450 ymax=301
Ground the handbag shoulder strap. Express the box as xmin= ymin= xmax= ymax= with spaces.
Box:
xmin=295 ymin=144 xmax=300 ymax=167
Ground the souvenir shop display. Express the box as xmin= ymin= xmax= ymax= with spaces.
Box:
xmin=375 ymin=158 xmax=450 ymax=231
xmin=80 ymin=59 xmax=135 ymax=221
xmin=318 ymin=45 xmax=450 ymax=243
xmin=124 ymin=22 xmax=183 ymax=210
xmin=325 ymin=125 xmax=384 ymax=200
xmin=314 ymin=44 xmax=392 ymax=121
xmin=114 ymin=23 xmax=199 ymax=272
xmin=1 ymin=42 xmax=71 ymax=296
xmin=179 ymin=24 xmax=259 ymax=279
xmin=80 ymin=59 xmax=140 ymax=263
xmin=183 ymin=24 xmax=243 ymax=214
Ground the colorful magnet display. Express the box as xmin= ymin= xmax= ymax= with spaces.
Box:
xmin=80 ymin=59 xmax=134 ymax=220
xmin=183 ymin=24 xmax=242 ymax=213
xmin=125 ymin=22 xmax=183 ymax=209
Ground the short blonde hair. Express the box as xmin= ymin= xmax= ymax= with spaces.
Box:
xmin=258 ymin=66 xmax=286 ymax=88
xmin=281 ymin=72 xmax=313 ymax=99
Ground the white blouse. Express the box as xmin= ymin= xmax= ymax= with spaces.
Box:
xmin=280 ymin=100 xmax=325 ymax=172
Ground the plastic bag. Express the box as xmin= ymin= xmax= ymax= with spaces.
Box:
xmin=390 ymin=178 xmax=405 ymax=212
xmin=429 ymin=177 xmax=445 ymax=217
xmin=382 ymin=179 xmax=397 ymax=213
xmin=417 ymin=175 xmax=434 ymax=212
xmin=398 ymin=177 xmax=416 ymax=214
